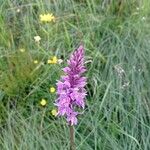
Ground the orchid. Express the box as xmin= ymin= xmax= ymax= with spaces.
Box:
xmin=55 ymin=45 xmax=87 ymax=125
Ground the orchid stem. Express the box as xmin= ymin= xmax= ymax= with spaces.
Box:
xmin=69 ymin=125 xmax=75 ymax=150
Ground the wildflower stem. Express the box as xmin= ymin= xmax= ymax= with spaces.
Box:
xmin=69 ymin=125 xmax=75 ymax=150
xmin=40 ymin=108 xmax=46 ymax=133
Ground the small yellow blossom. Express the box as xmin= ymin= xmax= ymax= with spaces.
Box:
xmin=52 ymin=56 xmax=58 ymax=64
xmin=51 ymin=109 xmax=57 ymax=116
xmin=34 ymin=60 xmax=38 ymax=64
xmin=40 ymin=13 xmax=55 ymax=22
xmin=20 ymin=48 xmax=25 ymax=52
xmin=34 ymin=36 xmax=41 ymax=43
xmin=50 ymin=87 xmax=56 ymax=93
xmin=40 ymin=99 xmax=47 ymax=106
xmin=47 ymin=59 xmax=53 ymax=64
xmin=47 ymin=56 xmax=58 ymax=64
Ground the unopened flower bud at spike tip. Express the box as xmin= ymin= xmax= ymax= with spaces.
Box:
xmin=55 ymin=45 xmax=87 ymax=125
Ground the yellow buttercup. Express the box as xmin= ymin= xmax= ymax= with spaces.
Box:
xmin=50 ymin=87 xmax=56 ymax=93
xmin=40 ymin=13 xmax=55 ymax=22
xmin=40 ymin=99 xmax=47 ymax=106
xmin=51 ymin=109 xmax=57 ymax=116
xmin=47 ymin=56 xmax=58 ymax=64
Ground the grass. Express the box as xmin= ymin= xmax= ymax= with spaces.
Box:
xmin=0 ymin=0 xmax=150 ymax=149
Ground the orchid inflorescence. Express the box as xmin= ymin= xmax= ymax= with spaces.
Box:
xmin=55 ymin=45 xmax=87 ymax=125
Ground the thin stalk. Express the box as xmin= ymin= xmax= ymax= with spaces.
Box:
xmin=69 ymin=125 xmax=75 ymax=150
xmin=40 ymin=108 xmax=46 ymax=133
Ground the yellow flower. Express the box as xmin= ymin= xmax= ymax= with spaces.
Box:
xmin=47 ymin=59 xmax=53 ymax=64
xmin=40 ymin=13 xmax=55 ymax=22
xmin=40 ymin=99 xmax=47 ymax=106
xmin=20 ymin=48 xmax=25 ymax=52
xmin=47 ymin=56 xmax=58 ymax=64
xmin=52 ymin=56 xmax=57 ymax=63
xmin=34 ymin=36 xmax=41 ymax=43
xmin=50 ymin=87 xmax=55 ymax=93
xmin=34 ymin=60 xmax=38 ymax=64
xmin=51 ymin=109 xmax=57 ymax=116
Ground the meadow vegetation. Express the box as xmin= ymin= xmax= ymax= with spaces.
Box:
xmin=0 ymin=0 xmax=150 ymax=149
